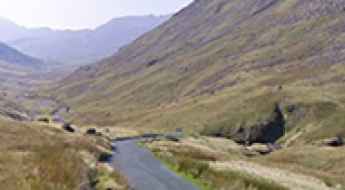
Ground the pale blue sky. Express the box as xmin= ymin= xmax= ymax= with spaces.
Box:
xmin=0 ymin=0 xmax=193 ymax=29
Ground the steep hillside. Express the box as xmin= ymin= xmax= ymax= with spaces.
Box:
xmin=54 ymin=0 xmax=345 ymax=145
xmin=0 ymin=15 xmax=170 ymax=63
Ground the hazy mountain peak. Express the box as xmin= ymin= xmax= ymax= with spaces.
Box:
xmin=0 ymin=15 xmax=170 ymax=64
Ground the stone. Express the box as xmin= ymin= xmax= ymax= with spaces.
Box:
xmin=63 ymin=123 xmax=75 ymax=133
xmin=246 ymin=143 xmax=272 ymax=155
xmin=86 ymin=128 xmax=97 ymax=135
xmin=322 ymin=136 xmax=344 ymax=147
xmin=37 ymin=117 xmax=50 ymax=123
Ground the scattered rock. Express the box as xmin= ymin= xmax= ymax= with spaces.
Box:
xmin=86 ymin=128 xmax=97 ymax=135
xmin=321 ymin=136 xmax=344 ymax=147
xmin=147 ymin=59 xmax=158 ymax=67
xmin=246 ymin=143 xmax=272 ymax=155
xmin=63 ymin=123 xmax=75 ymax=133
xmin=37 ymin=117 xmax=50 ymax=123
xmin=244 ymin=143 xmax=282 ymax=156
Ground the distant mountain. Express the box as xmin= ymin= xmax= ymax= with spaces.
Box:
xmin=0 ymin=42 xmax=45 ymax=91
xmin=0 ymin=15 xmax=170 ymax=64
xmin=0 ymin=42 xmax=42 ymax=68
xmin=0 ymin=17 xmax=29 ymax=42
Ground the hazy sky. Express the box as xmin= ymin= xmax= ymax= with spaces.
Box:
xmin=0 ymin=0 xmax=193 ymax=29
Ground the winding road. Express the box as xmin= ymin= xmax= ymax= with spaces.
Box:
xmin=111 ymin=140 xmax=199 ymax=190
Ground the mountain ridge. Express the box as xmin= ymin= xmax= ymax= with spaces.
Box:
xmin=0 ymin=15 xmax=170 ymax=63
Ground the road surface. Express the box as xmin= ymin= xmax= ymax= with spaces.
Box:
xmin=111 ymin=140 xmax=199 ymax=190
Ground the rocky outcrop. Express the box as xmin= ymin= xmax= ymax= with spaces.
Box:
xmin=204 ymin=104 xmax=286 ymax=145
xmin=229 ymin=104 xmax=285 ymax=145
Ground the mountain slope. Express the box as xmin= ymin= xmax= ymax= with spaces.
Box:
xmin=0 ymin=15 xmax=170 ymax=63
xmin=53 ymin=0 xmax=345 ymax=145
xmin=0 ymin=42 xmax=42 ymax=68
xmin=0 ymin=42 xmax=47 ymax=92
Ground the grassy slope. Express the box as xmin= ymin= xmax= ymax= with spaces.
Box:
xmin=0 ymin=119 xmax=129 ymax=190
xmin=52 ymin=0 xmax=345 ymax=144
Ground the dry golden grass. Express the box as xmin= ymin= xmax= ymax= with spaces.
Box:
xmin=0 ymin=119 xmax=129 ymax=190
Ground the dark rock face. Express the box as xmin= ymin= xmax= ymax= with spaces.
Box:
xmin=230 ymin=104 xmax=285 ymax=145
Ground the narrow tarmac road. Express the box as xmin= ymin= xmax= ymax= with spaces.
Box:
xmin=111 ymin=140 xmax=199 ymax=190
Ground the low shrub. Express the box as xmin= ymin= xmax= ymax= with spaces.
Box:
xmin=177 ymin=157 xmax=210 ymax=178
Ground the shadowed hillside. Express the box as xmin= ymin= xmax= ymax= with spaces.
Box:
xmin=53 ymin=0 xmax=345 ymax=145
xmin=0 ymin=42 xmax=42 ymax=68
